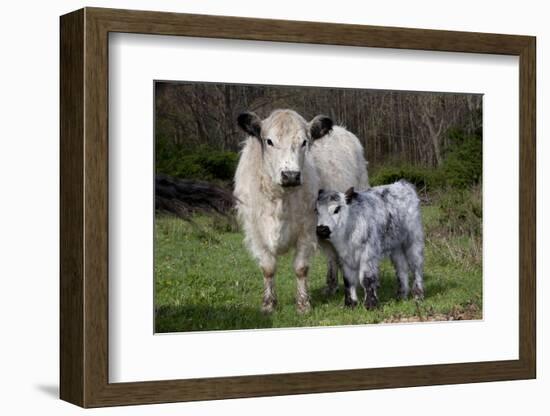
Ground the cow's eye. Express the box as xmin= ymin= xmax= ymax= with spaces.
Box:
xmin=266 ymin=138 xmax=274 ymax=146
xmin=314 ymin=208 xmax=318 ymax=215
xmin=301 ymin=140 xmax=307 ymax=147
xmin=333 ymin=206 xmax=341 ymax=214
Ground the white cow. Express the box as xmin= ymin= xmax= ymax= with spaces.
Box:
xmin=234 ymin=109 xmax=369 ymax=313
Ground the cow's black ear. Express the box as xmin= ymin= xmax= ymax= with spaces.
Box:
xmin=237 ymin=112 xmax=262 ymax=139
xmin=309 ymin=115 xmax=333 ymax=140
xmin=344 ymin=187 xmax=358 ymax=205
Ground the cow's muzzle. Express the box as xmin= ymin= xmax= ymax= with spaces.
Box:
xmin=316 ymin=225 xmax=331 ymax=239
xmin=281 ymin=170 xmax=301 ymax=187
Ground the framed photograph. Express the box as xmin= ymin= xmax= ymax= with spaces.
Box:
xmin=60 ymin=7 xmax=536 ymax=408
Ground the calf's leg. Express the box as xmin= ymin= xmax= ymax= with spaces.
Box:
xmin=360 ymin=259 xmax=379 ymax=310
xmin=342 ymin=265 xmax=358 ymax=308
xmin=405 ymin=243 xmax=425 ymax=300
xmin=390 ymin=248 xmax=410 ymax=299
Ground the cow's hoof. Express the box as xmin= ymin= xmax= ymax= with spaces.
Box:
xmin=296 ymin=297 xmax=311 ymax=314
xmin=344 ymin=298 xmax=358 ymax=308
xmin=261 ymin=297 xmax=277 ymax=314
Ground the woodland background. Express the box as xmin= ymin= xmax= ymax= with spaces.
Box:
xmin=154 ymin=81 xmax=483 ymax=332
xmin=155 ymin=81 xmax=482 ymax=190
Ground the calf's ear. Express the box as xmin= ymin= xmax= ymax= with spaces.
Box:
xmin=237 ymin=112 xmax=262 ymax=139
xmin=309 ymin=115 xmax=333 ymax=140
xmin=344 ymin=187 xmax=358 ymax=204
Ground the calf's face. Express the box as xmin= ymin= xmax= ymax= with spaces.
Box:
xmin=238 ymin=110 xmax=333 ymax=188
xmin=316 ymin=187 xmax=358 ymax=240
xmin=316 ymin=190 xmax=346 ymax=240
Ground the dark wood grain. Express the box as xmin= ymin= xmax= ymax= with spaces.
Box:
xmin=59 ymin=8 xmax=84 ymax=407
xmin=518 ymin=38 xmax=536 ymax=376
xmin=89 ymin=7 xmax=532 ymax=54
xmin=83 ymin=10 xmax=110 ymax=406
xmin=60 ymin=7 xmax=537 ymax=408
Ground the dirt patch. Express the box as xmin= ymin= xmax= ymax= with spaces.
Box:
xmin=383 ymin=302 xmax=481 ymax=324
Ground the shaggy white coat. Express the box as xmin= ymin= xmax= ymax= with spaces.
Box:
xmin=234 ymin=109 xmax=368 ymax=311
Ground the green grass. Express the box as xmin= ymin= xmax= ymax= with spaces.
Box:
xmin=155 ymin=205 xmax=482 ymax=333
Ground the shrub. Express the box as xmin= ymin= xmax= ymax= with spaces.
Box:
xmin=441 ymin=131 xmax=482 ymax=188
xmin=437 ymin=184 xmax=482 ymax=237
xmin=197 ymin=152 xmax=239 ymax=181
xmin=156 ymin=136 xmax=239 ymax=182
xmin=370 ymin=130 xmax=482 ymax=192
xmin=370 ymin=165 xmax=442 ymax=191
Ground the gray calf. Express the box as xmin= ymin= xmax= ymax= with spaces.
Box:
xmin=316 ymin=180 xmax=424 ymax=309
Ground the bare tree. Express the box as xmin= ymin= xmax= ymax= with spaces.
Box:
xmin=155 ymin=82 xmax=482 ymax=169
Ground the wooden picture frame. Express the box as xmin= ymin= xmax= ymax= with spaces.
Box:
xmin=60 ymin=7 xmax=536 ymax=408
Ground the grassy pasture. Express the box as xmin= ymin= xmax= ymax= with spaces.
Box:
xmin=154 ymin=202 xmax=482 ymax=333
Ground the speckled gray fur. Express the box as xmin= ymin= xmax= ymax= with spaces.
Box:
xmin=316 ymin=180 xmax=425 ymax=309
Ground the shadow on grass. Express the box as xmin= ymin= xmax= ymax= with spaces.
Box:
xmin=309 ymin=271 xmax=456 ymax=307
xmin=155 ymin=304 xmax=272 ymax=333
xmin=423 ymin=273 xmax=459 ymax=297
xmin=156 ymin=274 xmax=462 ymax=333
xmin=310 ymin=284 xmax=340 ymax=305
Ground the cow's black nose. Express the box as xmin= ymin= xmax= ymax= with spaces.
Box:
xmin=316 ymin=225 xmax=331 ymax=239
xmin=281 ymin=170 xmax=301 ymax=187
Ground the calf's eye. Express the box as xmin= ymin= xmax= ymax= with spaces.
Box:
xmin=333 ymin=206 xmax=341 ymax=214
xmin=302 ymin=140 xmax=307 ymax=147
xmin=266 ymin=138 xmax=274 ymax=146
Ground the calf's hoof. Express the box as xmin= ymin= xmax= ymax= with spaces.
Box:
xmin=323 ymin=284 xmax=339 ymax=297
xmin=364 ymin=297 xmax=378 ymax=310
xmin=412 ymin=284 xmax=424 ymax=300
xmin=344 ymin=297 xmax=358 ymax=308
xmin=296 ymin=297 xmax=311 ymax=314
xmin=395 ymin=290 xmax=409 ymax=301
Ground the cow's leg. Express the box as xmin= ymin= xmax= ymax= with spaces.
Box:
xmin=359 ymin=258 xmax=379 ymax=310
xmin=294 ymin=243 xmax=314 ymax=314
xmin=259 ymin=254 xmax=277 ymax=313
xmin=390 ymin=248 xmax=410 ymax=300
xmin=295 ymin=266 xmax=311 ymax=314
xmin=319 ymin=239 xmax=339 ymax=295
